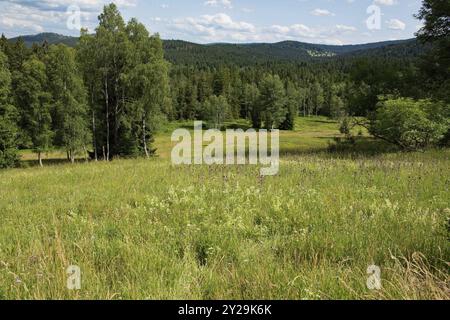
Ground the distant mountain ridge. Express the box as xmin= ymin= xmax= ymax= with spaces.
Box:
xmin=8 ymin=32 xmax=423 ymax=65
xmin=9 ymin=32 xmax=79 ymax=48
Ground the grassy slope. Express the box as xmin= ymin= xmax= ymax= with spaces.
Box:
xmin=1 ymin=117 xmax=449 ymax=299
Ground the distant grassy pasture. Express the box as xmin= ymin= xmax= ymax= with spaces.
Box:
xmin=1 ymin=117 xmax=448 ymax=300
xmin=20 ymin=117 xmax=365 ymax=164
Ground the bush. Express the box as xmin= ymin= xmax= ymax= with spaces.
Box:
xmin=370 ymin=98 xmax=449 ymax=150
xmin=339 ymin=117 xmax=351 ymax=136
xmin=201 ymin=95 xmax=231 ymax=129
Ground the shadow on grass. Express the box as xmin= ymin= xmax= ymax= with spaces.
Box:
xmin=280 ymin=137 xmax=400 ymax=159
xmin=20 ymin=158 xmax=87 ymax=168
xmin=307 ymin=119 xmax=337 ymax=125
xmin=18 ymin=137 xmax=403 ymax=168
xmin=177 ymin=122 xmax=254 ymax=132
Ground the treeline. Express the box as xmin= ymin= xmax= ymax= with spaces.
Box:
xmin=168 ymin=57 xmax=422 ymax=125
xmin=0 ymin=4 xmax=170 ymax=167
xmin=0 ymin=1 xmax=448 ymax=168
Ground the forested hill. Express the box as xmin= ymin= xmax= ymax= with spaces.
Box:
xmin=9 ymin=32 xmax=79 ymax=48
xmin=163 ymin=38 xmax=423 ymax=65
xmin=8 ymin=32 xmax=422 ymax=66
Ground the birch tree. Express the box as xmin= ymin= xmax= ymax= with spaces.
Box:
xmin=16 ymin=57 xmax=52 ymax=166
xmin=47 ymin=45 xmax=90 ymax=163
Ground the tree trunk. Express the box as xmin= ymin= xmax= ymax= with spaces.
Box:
xmin=92 ymin=110 xmax=98 ymax=161
xmin=112 ymin=47 xmax=119 ymax=159
xmin=142 ymin=116 xmax=149 ymax=158
xmin=114 ymin=101 xmax=119 ymax=157
xmin=113 ymin=78 xmax=120 ymax=158
xmin=38 ymin=152 xmax=43 ymax=167
xmin=70 ymin=151 xmax=75 ymax=164
xmin=91 ymin=88 xmax=98 ymax=162
xmin=104 ymin=76 xmax=110 ymax=161
xmin=83 ymin=146 xmax=89 ymax=163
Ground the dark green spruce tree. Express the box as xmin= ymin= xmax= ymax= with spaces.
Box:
xmin=0 ymin=51 xmax=19 ymax=168
xmin=280 ymin=82 xmax=299 ymax=131
xmin=259 ymin=74 xmax=286 ymax=129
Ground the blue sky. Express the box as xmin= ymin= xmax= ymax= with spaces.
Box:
xmin=0 ymin=0 xmax=424 ymax=45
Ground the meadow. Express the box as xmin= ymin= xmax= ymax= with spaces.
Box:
xmin=0 ymin=117 xmax=448 ymax=300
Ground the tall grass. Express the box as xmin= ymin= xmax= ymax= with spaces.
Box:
xmin=0 ymin=117 xmax=448 ymax=300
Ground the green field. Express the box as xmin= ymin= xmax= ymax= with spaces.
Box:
xmin=0 ymin=117 xmax=449 ymax=299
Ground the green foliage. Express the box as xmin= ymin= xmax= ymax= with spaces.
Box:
xmin=9 ymin=33 xmax=78 ymax=48
xmin=330 ymin=94 xmax=346 ymax=119
xmin=371 ymin=98 xmax=449 ymax=150
xmin=166 ymin=44 xmax=423 ymax=124
xmin=76 ymin=4 xmax=171 ymax=159
xmin=5 ymin=29 xmax=429 ymax=126
xmin=0 ymin=51 xmax=19 ymax=168
xmin=201 ymin=95 xmax=231 ymax=129
xmin=280 ymin=82 xmax=299 ymax=130
xmin=125 ymin=21 xmax=171 ymax=157
xmin=6 ymin=32 xmax=424 ymax=65
xmin=259 ymin=74 xmax=286 ymax=129
xmin=46 ymin=44 xmax=91 ymax=161
xmin=416 ymin=0 xmax=450 ymax=102
xmin=242 ymin=83 xmax=261 ymax=129
xmin=339 ymin=117 xmax=351 ymax=136
xmin=310 ymin=82 xmax=324 ymax=116
xmin=7 ymin=37 xmax=30 ymax=73
xmin=94 ymin=3 xmax=129 ymax=159
xmin=162 ymin=39 xmax=422 ymax=67
xmin=15 ymin=56 xmax=53 ymax=162
xmin=347 ymin=58 xmax=421 ymax=115
xmin=416 ymin=0 xmax=450 ymax=41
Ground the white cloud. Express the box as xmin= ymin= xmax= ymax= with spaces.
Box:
xmin=204 ymin=0 xmax=233 ymax=9
xmin=169 ymin=13 xmax=256 ymax=42
xmin=168 ymin=12 xmax=356 ymax=44
xmin=0 ymin=0 xmax=137 ymax=36
xmin=0 ymin=16 xmax=44 ymax=32
xmin=335 ymin=24 xmax=357 ymax=32
xmin=386 ymin=18 xmax=406 ymax=30
xmin=1 ymin=0 xmax=137 ymax=12
xmin=311 ymin=9 xmax=335 ymax=17
xmin=374 ymin=0 xmax=397 ymax=6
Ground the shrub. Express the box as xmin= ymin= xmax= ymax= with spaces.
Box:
xmin=370 ymin=98 xmax=449 ymax=150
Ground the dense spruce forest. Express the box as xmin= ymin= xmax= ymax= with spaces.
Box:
xmin=0 ymin=1 xmax=449 ymax=168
